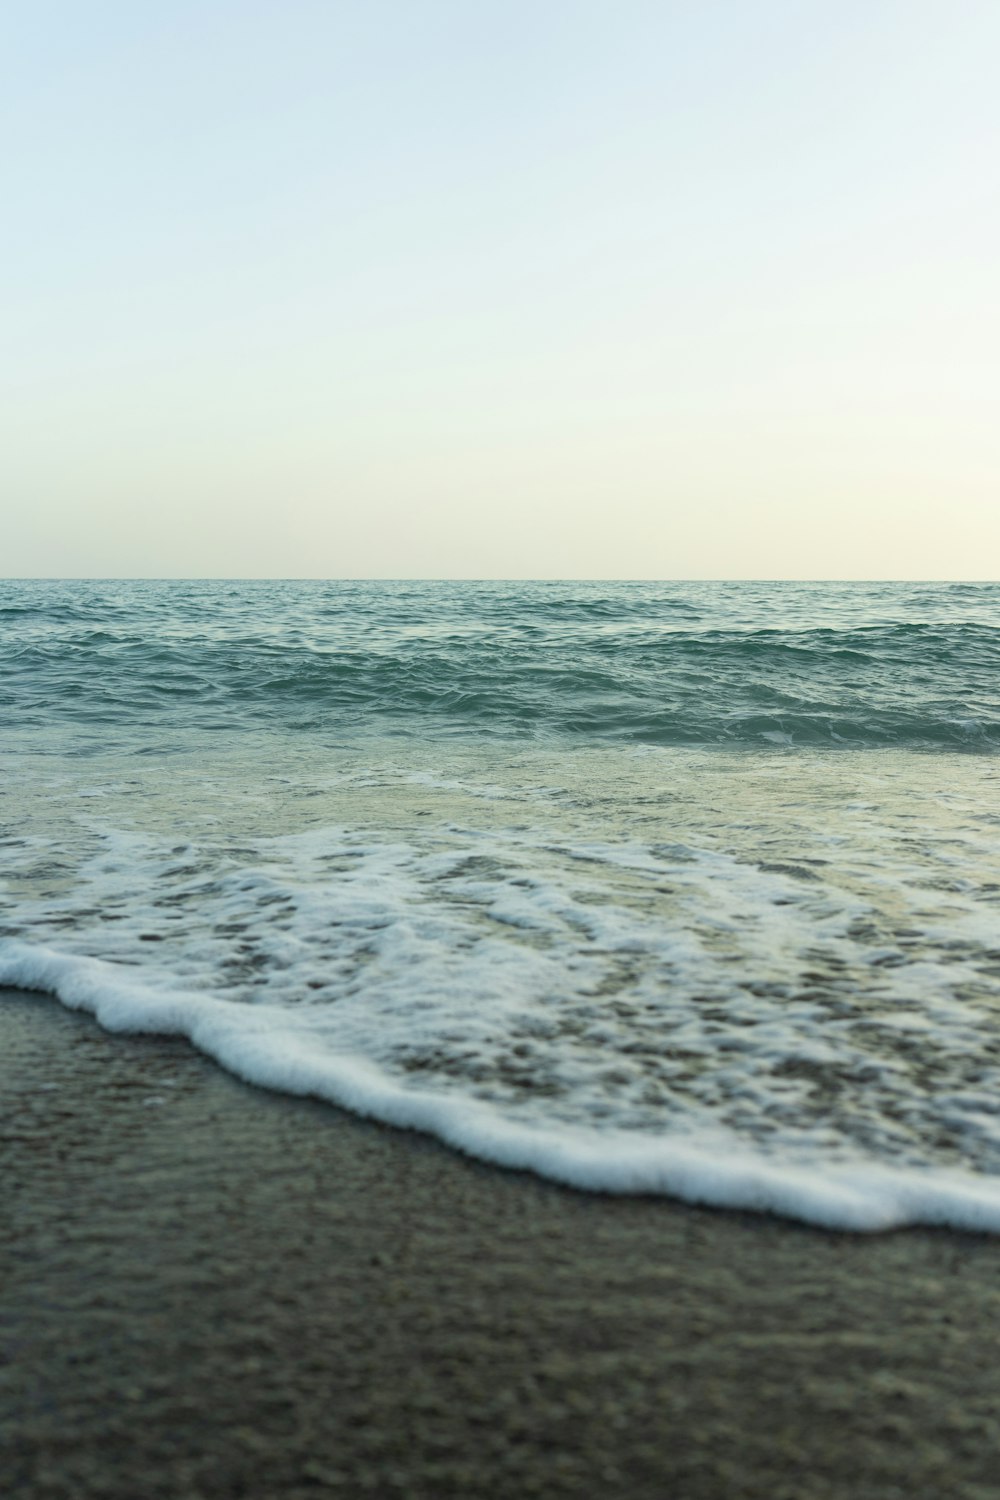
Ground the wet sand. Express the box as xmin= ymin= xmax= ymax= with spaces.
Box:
xmin=3 ymin=986 xmax=1000 ymax=1500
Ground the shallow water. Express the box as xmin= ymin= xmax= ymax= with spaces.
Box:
xmin=2 ymin=580 xmax=999 ymax=1229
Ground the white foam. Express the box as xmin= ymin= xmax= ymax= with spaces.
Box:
xmin=5 ymin=741 xmax=1000 ymax=1234
xmin=6 ymin=935 xmax=1000 ymax=1234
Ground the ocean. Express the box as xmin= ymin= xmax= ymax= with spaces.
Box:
xmin=2 ymin=579 xmax=999 ymax=1231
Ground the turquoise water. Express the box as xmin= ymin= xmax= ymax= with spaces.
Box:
xmin=2 ymin=581 xmax=999 ymax=1229
xmin=3 ymin=579 xmax=998 ymax=748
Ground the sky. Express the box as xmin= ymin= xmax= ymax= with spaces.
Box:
xmin=2 ymin=0 xmax=998 ymax=578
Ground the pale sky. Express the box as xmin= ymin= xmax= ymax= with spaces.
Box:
xmin=3 ymin=0 xmax=998 ymax=578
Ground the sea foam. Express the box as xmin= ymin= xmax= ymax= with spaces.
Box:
xmin=6 ymin=937 xmax=1000 ymax=1232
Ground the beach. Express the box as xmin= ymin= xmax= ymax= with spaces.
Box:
xmin=6 ymin=0 xmax=1000 ymax=1482
xmin=4 ymin=987 xmax=1000 ymax=1500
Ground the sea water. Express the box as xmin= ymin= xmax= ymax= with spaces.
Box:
xmin=2 ymin=580 xmax=999 ymax=1230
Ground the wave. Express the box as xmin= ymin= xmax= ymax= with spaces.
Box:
xmin=2 ymin=581 xmax=998 ymax=751
xmin=6 ymin=938 xmax=1000 ymax=1233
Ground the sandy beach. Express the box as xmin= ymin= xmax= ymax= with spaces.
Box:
xmin=3 ymin=985 xmax=1000 ymax=1499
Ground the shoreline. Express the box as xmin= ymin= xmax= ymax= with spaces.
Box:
xmin=4 ymin=987 xmax=1000 ymax=1498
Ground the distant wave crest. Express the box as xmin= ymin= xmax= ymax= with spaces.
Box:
xmin=1 ymin=579 xmax=997 ymax=750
